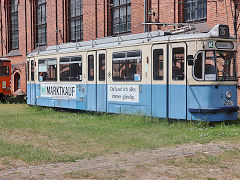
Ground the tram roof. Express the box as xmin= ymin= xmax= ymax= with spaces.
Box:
xmin=27 ymin=24 xmax=235 ymax=58
xmin=0 ymin=58 xmax=10 ymax=62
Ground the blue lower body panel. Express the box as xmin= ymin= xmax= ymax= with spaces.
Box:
xmin=107 ymin=84 xmax=151 ymax=116
xmin=169 ymin=85 xmax=186 ymax=119
xmin=152 ymin=85 xmax=167 ymax=118
xmin=187 ymin=85 xmax=238 ymax=121
xmin=26 ymin=83 xmax=238 ymax=121
xmin=97 ymin=84 xmax=107 ymax=112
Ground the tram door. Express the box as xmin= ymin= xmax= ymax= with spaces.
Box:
xmin=96 ymin=50 xmax=107 ymax=112
xmin=151 ymin=44 xmax=167 ymax=118
xmin=87 ymin=51 xmax=97 ymax=111
xmin=168 ymin=43 xmax=187 ymax=120
xmin=28 ymin=58 xmax=36 ymax=105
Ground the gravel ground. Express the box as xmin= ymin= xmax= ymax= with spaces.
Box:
xmin=0 ymin=141 xmax=238 ymax=179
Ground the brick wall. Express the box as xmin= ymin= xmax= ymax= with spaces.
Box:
xmin=0 ymin=0 xmax=240 ymax=101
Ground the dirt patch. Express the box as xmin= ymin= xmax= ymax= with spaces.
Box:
xmin=0 ymin=141 xmax=239 ymax=179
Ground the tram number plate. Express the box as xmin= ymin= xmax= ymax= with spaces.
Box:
xmin=224 ymin=100 xmax=233 ymax=106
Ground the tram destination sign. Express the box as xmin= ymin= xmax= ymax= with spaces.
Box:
xmin=40 ymin=84 xmax=76 ymax=99
xmin=108 ymin=85 xmax=139 ymax=103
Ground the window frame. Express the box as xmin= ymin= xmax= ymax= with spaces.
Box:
xmin=193 ymin=50 xmax=237 ymax=81
xmin=153 ymin=49 xmax=164 ymax=81
xmin=172 ymin=47 xmax=185 ymax=81
xmin=35 ymin=0 xmax=47 ymax=47
xmin=68 ymin=0 xmax=83 ymax=42
xmin=184 ymin=0 xmax=207 ymax=22
xmin=99 ymin=54 xmax=106 ymax=81
xmin=27 ymin=60 xmax=30 ymax=81
xmin=0 ymin=66 xmax=10 ymax=77
xmin=9 ymin=0 xmax=19 ymax=50
xmin=112 ymin=0 xmax=131 ymax=35
xmin=38 ymin=58 xmax=57 ymax=82
xmin=31 ymin=60 xmax=35 ymax=81
xmin=88 ymin=55 xmax=94 ymax=81
xmin=60 ymin=56 xmax=83 ymax=82
xmin=193 ymin=51 xmax=204 ymax=81
xmin=112 ymin=50 xmax=142 ymax=82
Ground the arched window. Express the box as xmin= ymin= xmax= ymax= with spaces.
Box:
xmin=14 ymin=72 xmax=20 ymax=92
xmin=10 ymin=0 xmax=19 ymax=50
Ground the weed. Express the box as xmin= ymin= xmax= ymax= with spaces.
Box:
xmin=64 ymin=170 xmax=93 ymax=179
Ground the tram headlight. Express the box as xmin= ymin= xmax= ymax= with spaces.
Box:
xmin=226 ymin=91 xmax=232 ymax=99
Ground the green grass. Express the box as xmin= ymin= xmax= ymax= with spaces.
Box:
xmin=0 ymin=104 xmax=240 ymax=164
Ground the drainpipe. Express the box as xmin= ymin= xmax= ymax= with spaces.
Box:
xmin=0 ymin=0 xmax=3 ymax=56
xmin=144 ymin=0 xmax=146 ymax=32
xmin=234 ymin=1 xmax=238 ymax=38
xmin=56 ymin=0 xmax=58 ymax=45
xmin=95 ymin=0 xmax=97 ymax=38
xmin=25 ymin=0 xmax=27 ymax=56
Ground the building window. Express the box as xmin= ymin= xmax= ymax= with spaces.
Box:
xmin=69 ymin=0 xmax=83 ymax=42
xmin=112 ymin=0 xmax=131 ymax=35
xmin=184 ymin=0 xmax=207 ymax=22
xmin=35 ymin=0 xmax=47 ymax=46
xmin=10 ymin=0 xmax=19 ymax=50
xmin=14 ymin=72 xmax=20 ymax=92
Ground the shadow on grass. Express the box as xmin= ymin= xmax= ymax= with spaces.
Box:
xmin=0 ymin=95 xmax=26 ymax=104
xmin=27 ymin=105 xmax=240 ymax=129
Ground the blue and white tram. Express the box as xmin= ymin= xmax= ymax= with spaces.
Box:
xmin=27 ymin=24 xmax=239 ymax=121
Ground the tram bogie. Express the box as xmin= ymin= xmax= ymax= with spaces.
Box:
xmin=27 ymin=24 xmax=239 ymax=121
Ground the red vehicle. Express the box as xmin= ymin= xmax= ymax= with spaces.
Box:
xmin=0 ymin=58 xmax=11 ymax=101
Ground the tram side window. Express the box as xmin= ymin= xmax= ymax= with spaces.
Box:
xmin=194 ymin=53 xmax=203 ymax=79
xmin=88 ymin=55 xmax=94 ymax=81
xmin=31 ymin=60 xmax=34 ymax=81
xmin=153 ymin=49 xmax=164 ymax=80
xmin=172 ymin=47 xmax=184 ymax=81
xmin=112 ymin=50 xmax=142 ymax=81
xmin=60 ymin=56 xmax=82 ymax=81
xmin=99 ymin=54 xmax=105 ymax=81
xmin=27 ymin=61 xmax=29 ymax=81
xmin=38 ymin=59 xmax=57 ymax=81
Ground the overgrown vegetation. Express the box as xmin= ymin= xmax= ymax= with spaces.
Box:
xmin=0 ymin=104 xmax=240 ymax=165
xmin=0 ymin=95 xmax=26 ymax=104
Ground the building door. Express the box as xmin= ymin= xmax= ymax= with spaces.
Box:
xmin=168 ymin=43 xmax=187 ymax=120
xmin=87 ymin=51 xmax=97 ymax=111
xmin=151 ymin=44 xmax=167 ymax=118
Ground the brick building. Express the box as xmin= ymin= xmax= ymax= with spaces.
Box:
xmin=0 ymin=0 xmax=239 ymax=97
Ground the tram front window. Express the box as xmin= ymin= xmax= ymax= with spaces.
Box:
xmin=215 ymin=51 xmax=236 ymax=81
xmin=194 ymin=51 xmax=236 ymax=81
xmin=0 ymin=66 xmax=9 ymax=76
